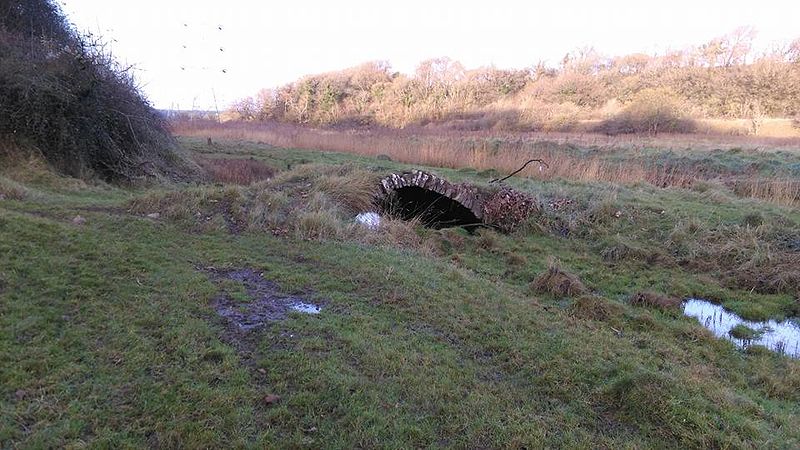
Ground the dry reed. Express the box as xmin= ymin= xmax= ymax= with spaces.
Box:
xmin=173 ymin=120 xmax=800 ymax=207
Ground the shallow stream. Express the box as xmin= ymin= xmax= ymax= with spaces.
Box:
xmin=683 ymin=298 xmax=800 ymax=358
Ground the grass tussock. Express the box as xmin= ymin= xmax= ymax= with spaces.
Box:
xmin=628 ymin=291 xmax=682 ymax=310
xmin=313 ymin=168 xmax=381 ymax=214
xmin=0 ymin=176 xmax=27 ymax=200
xmin=568 ymin=295 xmax=623 ymax=322
xmin=294 ymin=208 xmax=344 ymax=241
xmin=128 ymin=185 xmax=248 ymax=232
xmin=530 ymin=258 xmax=588 ymax=297
xmin=669 ymin=222 xmax=800 ymax=296
xmin=729 ymin=324 xmax=761 ymax=340
xmin=600 ymin=238 xmax=674 ymax=267
xmin=748 ymin=355 xmax=800 ymax=401
xmin=601 ymin=367 xmax=760 ymax=447
xmin=195 ymin=157 xmax=276 ymax=185
xmin=359 ymin=217 xmax=437 ymax=256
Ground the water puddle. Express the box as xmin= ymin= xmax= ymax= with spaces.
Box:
xmin=204 ymin=267 xmax=323 ymax=330
xmin=683 ymin=298 xmax=800 ymax=358
xmin=290 ymin=302 xmax=321 ymax=314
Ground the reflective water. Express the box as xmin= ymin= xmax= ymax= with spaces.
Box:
xmin=290 ymin=302 xmax=322 ymax=314
xmin=683 ymin=298 xmax=800 ymax=358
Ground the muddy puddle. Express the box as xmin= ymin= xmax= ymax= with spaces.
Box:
xmin=683 ymin=298 xmax=800 ymax=358
xmin=206 ymin=268 xmax=323 ymax=330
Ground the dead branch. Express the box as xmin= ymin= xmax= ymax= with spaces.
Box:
xmin=489 ymin=159 xmax=549 ymax=183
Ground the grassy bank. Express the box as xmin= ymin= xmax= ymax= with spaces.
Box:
xmin=1 ymin=138 xmax=798 ymax=447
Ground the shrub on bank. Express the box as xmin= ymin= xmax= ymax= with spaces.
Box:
xmin=0 ymin=0 xmax=189 ymax=181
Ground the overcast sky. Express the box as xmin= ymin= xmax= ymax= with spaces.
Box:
xmin=61 ymin=0 xmax=799 ymax=110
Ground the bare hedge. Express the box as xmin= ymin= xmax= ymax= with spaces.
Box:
xmin=0 ymin=0 xmax=187 ymax=181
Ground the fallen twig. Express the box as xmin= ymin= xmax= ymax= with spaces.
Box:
xmin=489 ymin=159 xmax=549 ymax=183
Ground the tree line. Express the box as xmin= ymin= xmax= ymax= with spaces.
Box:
xmin=229 ymin=28 xmax=800 ymax=135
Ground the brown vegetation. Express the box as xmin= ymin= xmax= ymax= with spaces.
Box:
xmin=174 ymin=120 xmax=800 ymax=207
xmin=126 ymin=164 xmax=436 ymax=249
xmin=226 ymin=30 xmax=800 ymax=137
xmin=665 ymin=221 xmax=800 ymax=297
xmin=530 ymin=258 xmax=589 ymax=297
xmin=628 ymin=292 xmax=682 ymax=310
xmin=195 ymin=157 xmax=276 ymax=185
xmin=568 ymin=295 xmax=624 ymax=322
xmin=482 ymin=187 xmax=541 ymax=233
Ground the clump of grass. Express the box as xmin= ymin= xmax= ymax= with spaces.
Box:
xmin=0 ymin=176 xmax=27 ymax=200
xmin=568 ymin=295 xmax=623 ymax=321
xmin=600 ymin=239 xmax=674 ymax=267
xmin=129 ymin=189 xmax=205 ymax=220
xmin=313 ymin=168 xmax=380 ymax=214
xmin=530 ymin=258 xmax=588 ymax=297
xmin=725 ymin=260 xmax=800 ymax=296
xmin=747 ymin=353 xmax=800 ymax=401
xmin=729 ymin=324 xmax=762 ymax=340
xmin=195 ymin=157 xmax=275 ymax=185
xmin=247 ymin=190 xmax=290 ymax=230
xmin=584 ymin=195 xmax=622 ymax=227
xmin=476 ymin=228 xmax=500 ymax=251
xmin=600 ymin=239 xmax=647 ymax=263
xmin=359 ymin=216 xmax=436 ymax=255
xmin=740 ymin=212 xmax=764 ymax=228
xmin=628 ymin=291 xmax=682 ymax=310
xmin=600 ymin=367 xmax=749 ymax=447
xmin=294 ymin=209 xmax=344 ymax=240
xmin=708 ymin=224 xmax=800 ymax=295
xmin=505 ymin=251 xmax=527 ymax=267
xmin=434 ymin=228 xmax=468 ymax=255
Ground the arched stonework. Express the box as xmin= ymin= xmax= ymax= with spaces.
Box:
xmin=379 ymin=170 xmax=486 ymax=221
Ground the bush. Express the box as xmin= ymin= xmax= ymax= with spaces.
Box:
xmin=0 ymin=0 xmax=188 ymax=181
xmin=594 ymin=89 xmax=696 ymax=135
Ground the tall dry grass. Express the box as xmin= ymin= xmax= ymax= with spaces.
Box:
xmin=731 ymin=179 xmax=800 ymax=208
xmin=195 ymin=157 xmax=276 ymax=185
xmin=174 ymin=120 xmax=800 ymax=207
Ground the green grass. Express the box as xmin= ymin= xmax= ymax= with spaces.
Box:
xmin=729 ymin=324 xmax=764 ymax=340
xmin=1 ymin=138 xmax=799 ymax=448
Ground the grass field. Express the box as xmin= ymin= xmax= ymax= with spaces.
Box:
xmin=1 ymin=137 xmax=799 ymax=448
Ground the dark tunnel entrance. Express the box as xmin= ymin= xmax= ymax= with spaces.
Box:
xmin=382 ymin=186 xmax=482 ymax=229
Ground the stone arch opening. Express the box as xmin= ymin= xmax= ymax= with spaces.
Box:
xmin=378 ymin=170 xmax=486 ymax=229
xmin=383 ymin=186 xmax=482 ymax=229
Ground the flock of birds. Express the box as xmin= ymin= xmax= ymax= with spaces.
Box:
xmin=178 ymin=22 xmax=228 ymax=75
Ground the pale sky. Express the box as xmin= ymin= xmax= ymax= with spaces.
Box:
xmin=60 ymin=0 xmax=799 ymax=110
